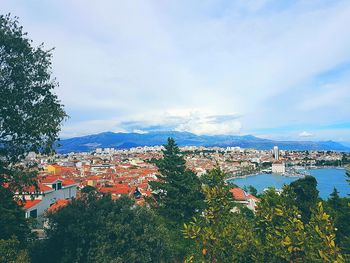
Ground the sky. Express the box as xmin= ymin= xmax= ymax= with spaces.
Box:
xmin=2 ymin=0 xmax=350 ymax=143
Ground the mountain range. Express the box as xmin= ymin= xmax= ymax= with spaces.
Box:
xmin=56 ymin=131 xmax=349 ymax=153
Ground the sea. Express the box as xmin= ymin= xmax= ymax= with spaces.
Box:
xmin=228 ymin=168 xmax=349 ymax=199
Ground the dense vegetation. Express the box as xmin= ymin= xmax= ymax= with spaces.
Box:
xmin=1 ymin=13 xmax=350 ymax=263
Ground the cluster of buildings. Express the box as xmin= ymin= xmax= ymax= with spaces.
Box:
xmin=15 ymin=145 xmax=345 ymax=219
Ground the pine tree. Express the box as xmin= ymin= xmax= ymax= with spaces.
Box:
xmin=329 ymin=187 xmax=341 ymax=211
xmin=149 ymin=138 xmax=204 ymax=223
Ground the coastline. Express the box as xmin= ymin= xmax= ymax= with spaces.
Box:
xmin=225 ymin=165 xmax=345 ymax=183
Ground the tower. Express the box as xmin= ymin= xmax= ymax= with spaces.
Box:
xmin=273 ymin=146 xmax=279 ymax=160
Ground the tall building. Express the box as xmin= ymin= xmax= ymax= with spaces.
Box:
xmin=273 ymin=146 xmax=279 ymax=160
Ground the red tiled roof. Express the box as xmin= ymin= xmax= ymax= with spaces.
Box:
xmin=40 ymin=175 xmax=76 ymax=187
xmin=21 ymin=184 xmax=53 ymax=193
xmin=61 ymin=167 xmax=76 ymax=171
xmin=47 ymin=199 xmax=70 ymax=213
xmin=229 ymin=188 xmax=247 ymax=201
xmin=21 ymin=200 xmax=41 ymax=209
xmin=41 ymin=175 xmax=62 ymax=184
xmin=62 ymin=179 xmax=77 ymax=187
xmin=99 ymin=184 xmax=131 ymax=195
xmin=87 ymin=175 xmax=102 ymax=180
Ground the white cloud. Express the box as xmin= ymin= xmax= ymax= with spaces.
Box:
xmin=61 ymin=108 xmax=242 ymax=137
xmin=299 ymin=131 xmax=313 ymax=137
xmin=2 ymin=0 xmax=350 ymax=140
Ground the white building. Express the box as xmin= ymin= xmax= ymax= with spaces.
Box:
xmin=272 ymin=161 xmax=286 ymax=174
xmin=16 ymin=176 xmax=78 ymax=218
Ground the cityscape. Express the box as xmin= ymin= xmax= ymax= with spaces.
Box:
xmin=1 ymin=1 xmax=350 ymax=262
xmin=20 ymin=144 xmax=348 ymax=220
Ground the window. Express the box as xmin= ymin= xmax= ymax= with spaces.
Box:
xmin=52 ymin=183 xmax=57 ymax=190
xmin=57 ymin=182 xmax=62 ymax=190
xmin=30 ymin=209 xmax=37 ymax=218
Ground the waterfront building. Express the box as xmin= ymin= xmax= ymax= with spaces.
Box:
xmin=272 ymin=161 xmax=286 ymax=174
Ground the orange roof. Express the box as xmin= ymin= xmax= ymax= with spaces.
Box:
xmin=21 ymin=184 xmax=53 ymax=193
xmin=47 ymin=199 xmax=70 ymax=213
xmin=41 ymin=175 xmax=62 ymax=184
xmin=99 ymin=185 xmax=131 ymax=195
xmin=40 ymin=175 xmax=76 ymax=187
xmin=229 ymin=188 xmax=247 ymax=201
xmin=61 ymin=167 xmax=76 ymax=171
xmin=87 ymin=175 xmax=102 ymax=181
xmin=21 ymin=200 xmax=41 ymax=209
xmin=62 ymin=179 xmax=77 ymax=187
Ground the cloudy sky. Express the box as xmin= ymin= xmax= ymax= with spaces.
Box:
xmin=3 ymin=0 xmax=350 ymax=143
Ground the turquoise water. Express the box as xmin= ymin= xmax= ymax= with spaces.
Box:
xmin=229 ymin=168 xmax=349 ymax=199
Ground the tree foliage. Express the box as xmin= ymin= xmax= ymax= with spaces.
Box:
xmin=184 ymin=167 xmax=257 ymax=262
xmin=290 ymin=176 xmax=320 ymax=223
xmin=32 ymin=194 xmax=175 ymax=263
xmin=0 ymin=14 xmax=66 ymax=165
xmin=0 ymin=237 xmax=30 ymax=263
xmin=149 ymin=137 xmax=204 ymax=223
xmin=325 ymin=188 xmax=350 ymax=258
xmin=0 ymin=13 xmax=66 ymax=257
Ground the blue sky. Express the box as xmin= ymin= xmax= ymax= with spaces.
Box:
xmin=3 ymin=0 xmax=350 ymax=142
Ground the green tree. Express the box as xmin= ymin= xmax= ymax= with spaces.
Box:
xmin=0 ymin=187 xmax=30 ymax=243
xmin=305 ymin=202 xmax=344 ymax=262
xmin=290 ymin=176 xmax=319 ymax=223
xmin=33 ymin=194 xmax=174 ymax=263
xmin=256 ymin=187 xmax=344 ymax=262
xmin=0 ymin=14 xmax=66 ymax=167
xmin=0 ymin=237 xmax=30 ymax=263
xmin=326 ymin=190 xmax=350 ymax=258
xmin=0 ymin=13 xmax=66 ymax=250
xmin=255 ymin=186 xmax=307 ymax=262
xmin=80 ymin=185 xmax=96 ymax=194
xmin=149 ymin=137 xmax=204 ymax=223
xmin=328 ymin=188 xmax=341 ymax=211
xmin=184 ymin=167 xmax=258 ymax=262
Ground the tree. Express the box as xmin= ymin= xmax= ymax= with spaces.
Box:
xmin=0 ymin=13 xmax=66 ymax=252
xmin=290 ymin=176 xmax=319 ymax=223
xmin=184 ymin=167 xmax=258 ymax=262
xmin=305 ymin=202 xmax=344 ymax=262
xmin=326 ymin=190 xmax=350 ymax=258
xmin=328 ymin=188 xmax=341 ymax=211
xmin=80 ymin=185 xmax=96 ymax=194
xmin=0 ymin=14 xmax=66 ymax=166
xmin=32 ymin=194 xmax=175 ymax=263
xmin=256 ymin=187 xmax=344 ymax=262
xmin=0 ymin=237 xmax=30 ymax=263
xmin=255 ymin=186 xmax=307 ymax=262
xmin=149 ymin=138 xmax=204 ymax=223
xmin=0 ymin=187 xmax=31 ymax=243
